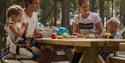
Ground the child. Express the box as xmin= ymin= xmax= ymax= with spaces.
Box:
xmin=5 ymin=5 xmax=33 ymax=58
xmin=107 ymin=18 xmax=122 ymax=39
xmin=100 ymin=18 xmax=122 ymax=63
xmin=72 ymin=0 xmax=104 ymax=63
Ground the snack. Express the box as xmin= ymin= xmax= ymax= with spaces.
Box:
xmin=85 ymin=34 xmax=96 ymax=38
xmin=57 ymin=35 xmax=64 ymax=39
xmin=105 ymin=32 xmax=112 ymax=36
xmin=63 ymin=33 xmax=70 ymax=38
xmin=103 ymin=32 xmax=112 ymax=38
xmin=51 ymin=33 xmax=57 ymax=39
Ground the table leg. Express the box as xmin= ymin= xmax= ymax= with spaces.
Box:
xmin=79 ymin=47 xmax=98 ymax=63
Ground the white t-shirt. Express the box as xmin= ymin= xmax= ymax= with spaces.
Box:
xmin=74 ymin=12 xmax=102 ymax=34
xmin=22 ymin=11 xmax=38 ymax=37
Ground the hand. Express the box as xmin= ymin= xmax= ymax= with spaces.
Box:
xmin=34 ymin=29 xmax=44 ymax=38
xmin=98 ymin=32 xmax=106 ymax=38
xmin=26 ymin=40 xmax=31 ymax=48
xmin=22 ymin=22 xmax=28 ymax=27
xmin=36 ymin=33 xmax=43 ymax=38
xmin=77 ymin=34 xmax=86 ymax=38
xmin=86 ymin=34 xmax=96 ymax=38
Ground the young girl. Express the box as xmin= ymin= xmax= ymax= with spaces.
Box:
xmin=72 ymin=0 xmax=104 ymax=63
xmin=6 ymin=5 xmax=33 ymax=58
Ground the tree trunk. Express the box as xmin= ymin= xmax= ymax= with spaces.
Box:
xmin=0 ymin=0 xmax=7 ymax=24
xmin=90 ymin=0 xmax=95 ymax=12
xmin=99 ymin=0 xmax=104 ymax=25
xmin=41 ymin=0 xmax=47 ymax=26
xmin=120 ymin=0 xmax=125 ymax=26
xmin=61 ymin=0 xmax=70 ymax=28
xmin=53 ymin=0 xmax=57 ymax=26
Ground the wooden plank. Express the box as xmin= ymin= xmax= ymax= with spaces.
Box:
xmin=36 ymin=38 xmax=74 ymax=46
xmin=110 ymin=57 xmax=125 ymax=63
xmin=21 ymin=60 xmax=38 ymax=63
xmin=3 ymin=60 xmax=21 ymax=63
xmin=119 ymin=43 xmax=125 ymax=51
xmin=36 ymin=38 xmax=125 ymax=47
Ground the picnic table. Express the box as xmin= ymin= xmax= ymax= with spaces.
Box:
xmin=36 ymin=38 xmax=125 ymax=63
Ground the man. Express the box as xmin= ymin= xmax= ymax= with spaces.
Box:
xmin=22 ymin=0 xmax=56 ymax=63
xmin=22 ymin=0 xmax=42 ymax=60
xmin=23 ymin=0 xmax=40 ymax=38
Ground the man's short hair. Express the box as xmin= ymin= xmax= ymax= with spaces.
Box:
xmin=78 ymin=0 xmax=89 ymax=6
xmin=25 ymin=0 xmax=34 ymax=7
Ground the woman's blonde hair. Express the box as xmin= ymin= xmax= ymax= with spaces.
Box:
xmin=6 ymin=5 xmax=23 ymax=19
xmin=107 ymin=18 xmax=120 ymax=27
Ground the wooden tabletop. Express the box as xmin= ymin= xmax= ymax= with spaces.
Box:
xmin=36 ymin=38 xmax=125 ymax=47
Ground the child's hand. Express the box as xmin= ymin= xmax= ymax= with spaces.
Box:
xmin=26 ymin=39 xmax=31 ymax=48
xmin=22 ymin=22 xmax=28 ymax=27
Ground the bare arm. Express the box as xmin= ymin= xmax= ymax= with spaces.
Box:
xmin=96 ymin=21 xmax=104 ymax=36
xmin=73 ymin=23 xmax=79 ymax=34
xmin=9 ymin=23 xmax=26 ymax=37
xmin=73 ymin=23 xmax=86 ymax=37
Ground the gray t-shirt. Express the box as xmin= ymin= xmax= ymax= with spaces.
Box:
xmin=113 ymin=32 xmax=122 ymax=39
xmin=74 ymin=12 xmax=102 ymax=34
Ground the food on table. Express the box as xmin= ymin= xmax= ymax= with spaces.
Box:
xmin=51 ymin=33 xmax=57 ymax=39
xmin=85 ymin=34 xmax=96 ymax=38
xmin=63 ymin=33 xmax=70 ymax=38
xmin=57 ymin=35 xmax=64 ymax=39
xmin=103 ymin=32 xmax=112 ymax=38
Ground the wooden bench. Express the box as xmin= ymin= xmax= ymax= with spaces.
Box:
xmin=3 ymin=60 xmax=38 ymax=63
xmin=2 ymin=60 xmax=21 ymax=63
xmin=20 ymin=60 xmax=38 ymax=63
xmin=110 ymin=57 xmax=125 ymax=63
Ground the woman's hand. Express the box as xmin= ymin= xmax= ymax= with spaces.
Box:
xmin=77 ymin=34 xmax=96 ymax=38
xmin=34 ymin=29 xmax=43 ymax=38
xmin=77 ymin=34 xmax=86 ymax=38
